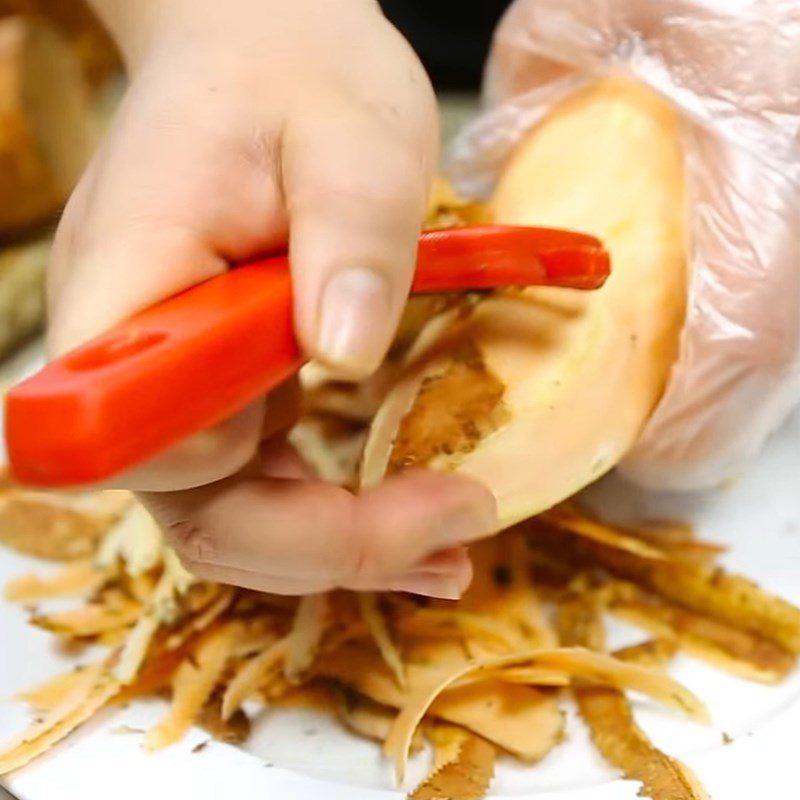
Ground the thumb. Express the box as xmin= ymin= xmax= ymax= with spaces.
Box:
xmin=282 ymin=99 xmax=438 ymax=379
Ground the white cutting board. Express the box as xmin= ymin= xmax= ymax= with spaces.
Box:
xmin=1 ymin=342 xmax=800 ymax=799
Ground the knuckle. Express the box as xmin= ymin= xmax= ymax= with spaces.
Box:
xmin=341 ymin=533 xmax=370 ymax=587
xmin=339 ymin=522 xmax=398 ymax=590
xmin=164 ymin=518 xmax=218 ymax=565
xmin=330 ymin=509 xmax=373 ymax=587
xmin=291 ymin=173 xmax=423 ymax=220
xmin=289 ymin=127 xmax=427 ymax=218
xmin=175 ymin=556 xmax=210 ymax=582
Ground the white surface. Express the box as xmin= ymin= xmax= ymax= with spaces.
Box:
xmin=1 ymin=345 xmax=800 ymax=799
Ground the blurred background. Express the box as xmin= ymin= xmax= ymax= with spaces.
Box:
xmin=0 ymin=0 xmax=507 ymax=368
xmin=0 ymin=1 xmax=120 ymax=363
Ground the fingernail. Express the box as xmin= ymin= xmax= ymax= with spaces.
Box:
xmin=390 ymin=574 xmax=464 ymax=600
xmin=390 ymin=555 xmax=473 ymax=599
xmin=438 ymin=504 xmax=498 ymax=545
xmin=416 ymin=546 xmax=470 ymax=576
xmin=317 ymin=267 xmax=391 ymax=374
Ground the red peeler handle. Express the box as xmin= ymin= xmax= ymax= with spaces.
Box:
xmin=5 ymin=225 xmax=609 ymax=487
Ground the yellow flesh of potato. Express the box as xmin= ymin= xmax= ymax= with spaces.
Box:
xmin=362 ymin=79 xmax=687 ymax=524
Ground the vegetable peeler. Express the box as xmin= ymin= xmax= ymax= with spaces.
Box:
xmin=4 ymin=225 xmax=610 ymax=488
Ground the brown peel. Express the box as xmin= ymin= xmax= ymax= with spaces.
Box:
xmin=530 ymin=516 xmax=800 ymax=654
xmin=387 ymin=339 xmax=507 ymax=475
xmin=333 ymin=685 xmax=425 ymax=753
xmin=607 ymin=582 xmax=796 ymax=683
xmin=384 ymin=646 xmax=707 ymax=783
xmin=613 ymin=639 xmax=679 ymax=669
xmin=577 ymin=686 xmax=709 ymax=800
xmin=144 ymin=622 xmax=239 ymax=751
xmin=31 ymin=592 xmax=142 ymax=637
xmin=0 ymin=660 xmax=119 ymax=775
xmin=0 ymin=481 xmax=130 ymax=561
xmin=196 ymin=693 xmax=251 ymax=745
xmin=558 ymin=595 xmax=708 ymax=800
xmin=284 ymin=593 xmax=330 ymax=682
xmin=222 ymin=637 xmax=288 ymax=721
xmin=358 ymin=593 xmax=406 ymax=688
xmin=409 ymin=727 xmax=495 ymax=800
xmin=318 ymin=643 xmax=564 ymax=767
xmin=4 ymin=559 xmax=108 ymax=602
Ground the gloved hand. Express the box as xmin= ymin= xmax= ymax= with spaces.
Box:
xmin=448 ymin=0 xmax=800 ymax=491
xmin=46 ymin=0 xmax=497 ymax=597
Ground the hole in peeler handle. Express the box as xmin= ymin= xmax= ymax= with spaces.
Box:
xmin=64 ymin=331 xmax=168 ymax=371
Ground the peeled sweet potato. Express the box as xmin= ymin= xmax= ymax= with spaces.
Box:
xmin=362 ymin=79 xmax=687 ymax=525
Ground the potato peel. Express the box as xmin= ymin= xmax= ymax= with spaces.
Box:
xmin=395 ymin=606 xmax=518 ymax=652
xmin=114 ymin=567 xmax=179 ymax=684
xmin=222 ymin=637 xmax=288 ymax=721
xmin=358 ymin=592 xmax=406 ymax=688
xmin=613 ymin=639 xmax=679 ymax=669
xmin=384 ymin=647 xmax=707 ymax=783
xmin=0 ymin=660 xmax=119 ymax=775
xmin=196 ymin=693 xmax=251 ymax=745
xmin=318 ymin=643 xmax=564 ymax=764
xmin=531 ymin=516 xmax=800 ymax=654
xmin=16 ymin=668 xmax=91 ymax=712
xmin=640 ymin=564 xmax=800 ymax=656
xmin=31 ymin=592 xmax=142 ymax=636
xmin=4 ymin=559 xmax=108 ymax=602
xmin=333 ymin=685 xmax=425 ymax=753
xmin=558 ymin=595 xmax=708 ymax=800
xmin=460 ymin=535 xmax=557 ymax=649
xmin=0 ymin=489 xmax=773 ymax=797
xmin=484 ymin=668 xmax=569 ymax=687
xmin=409 ymin=727 xmax=495 ymax=800
xmin=112 ymin=646 xmax=193 ymax=705
xmin=0 ymin=490 xmax=129 ymax=561
xmin=577 ymin=685 xmax=710 ymax=800
xmin=284 ymin=593 xmax=331 ymax=682
xmin=166 ymin=587 xmax=235 ymax=651
xmin=427 ymin=722 xmax=469 ymax=770
xmin=543 ymin=507 xmax=668 ymax=561
xmin=334 ymin=685 xmax=396 ymax=744
xmin=144 ymin=622 xmax=239 ymax=751
xmin=608 ymin=583 xmax=796 ymax=683
xmin=96 ymin=503 xmax=162 ymax=576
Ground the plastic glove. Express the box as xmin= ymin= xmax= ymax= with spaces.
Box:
xmin=448 ymin=0 xmax=800 ymax=491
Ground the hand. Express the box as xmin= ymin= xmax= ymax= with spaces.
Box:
xmin=451 ymin=0 xmax=800 ymax=490
xmin=47 ymin=0 xmax=497 ymax=596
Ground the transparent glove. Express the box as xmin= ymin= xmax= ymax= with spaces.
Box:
xmin=448 ymin=0 xmax=800 ymax=490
